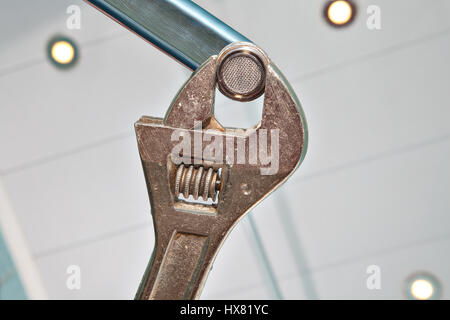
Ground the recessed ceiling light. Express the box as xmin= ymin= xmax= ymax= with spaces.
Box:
xmin=47 ymin=36 xmax=78 ymax=69
xmin=405 ymin=273 xmax=440 ymax=300
xmin=325 ymin=0 xmax=355 ymax=27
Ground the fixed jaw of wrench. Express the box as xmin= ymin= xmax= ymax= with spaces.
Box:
xmin=134 ymin=43 xmax=307 ymax=300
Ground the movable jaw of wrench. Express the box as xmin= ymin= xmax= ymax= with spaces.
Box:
xmin=134 ymin=42 xmax=307 ymax=300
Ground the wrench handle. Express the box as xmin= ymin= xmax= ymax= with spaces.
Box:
xmin=136 ymin=231 xmax=212 ymax=300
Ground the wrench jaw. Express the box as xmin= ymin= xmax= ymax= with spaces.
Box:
xmin=164 ymin=56 xmax=218 ymax=130
xmin=134 ymin=43 xmax=307 ymax=300
xmin=258 ymin=61 xmax=308 ymax=185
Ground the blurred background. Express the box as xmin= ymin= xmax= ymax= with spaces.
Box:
xmin=0 ymin=0 xmax=449 ymax=299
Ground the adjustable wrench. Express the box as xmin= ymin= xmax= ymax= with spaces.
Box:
xmin=134 ymin=42 xmax=307 ymax=300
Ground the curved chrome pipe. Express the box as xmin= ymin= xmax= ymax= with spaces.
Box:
xmin=85 ymin=0 xmax=251 ymax=70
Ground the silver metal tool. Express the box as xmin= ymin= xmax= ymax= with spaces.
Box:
xmin=134 ymin=42 xmax=308 ymax=300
